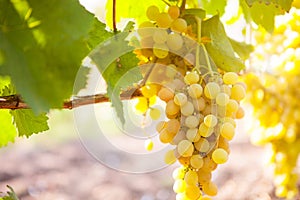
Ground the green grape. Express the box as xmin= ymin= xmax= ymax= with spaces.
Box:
xmin=220 ymin=122 xmax=235 ymax=140
xmin=190 ymin=154 xmax=204 ymax=169
xmin=212 ymin=148 xmax=228 ymax=164
xmin=146 ymin=5 xmax=160 ymax=21
xmin=166 ymin=33 xmax=184 ymax=51
xmin=184 ymin=72 xmax=200 ymax=85
xmin=181 ymin=101 xmax=195 ymax=116
xmin=153 ymin=29 xmax=168 ymax=44
xmin=185 ymin=115 xmax=199 ymax=128
xmin=223 ymin=72 xmax=238 ymax=85
xmin=144 ymin=139 xmax=154 ymax=151
xmin=174 ymin=92 xmax=188 ymax=106
xmin=156 ymin=12 xmax=172 ymax=28
xmin=171 ymin=18 xmax=188 ymax=33
xmin=150 ymin=108 xmax=161 ymax=120
xmin=186 ymin=128 xmax=200 ymax=142
xmin=188 ymin=84 xmax=203 ymax=99
xmin=177 ymin=140 xmax=194 ymax=157
xmin=204 ymin=114 xmax=218 ymax=128
xmin=168 ymin=5 xmax=180 ymax=19
xmin=204 ymin=82 xmax=220 ymax=99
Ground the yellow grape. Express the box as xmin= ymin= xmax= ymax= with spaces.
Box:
xmin=198 ymin=122 xmax=213 ymax=137
xmin=223 ymin=72 xmax=238 ymax=85
xmin=166 ymin=100 xmax=180 ymax=116
xmin=185 ymin=115 xmax=199 ymax=128
xmin=216 ymin=92 xmax=230 ymax=106
xmin=226 ymin=99 xmax=239 ymax=113
xmin=165 ymin=149 xmax=177 ymax=164
xmin=190 ymin=154 xmax=204 ymax=169
xmin=172 ymin=167 xmax=186 ymax=180
xmin=184 ymin=72 xmax=200 ymax=85
xmin=159 ymin=128 xmax=175 ymax=143
xmin=168 ymin=5 xmax=180 ymax=19
xmin=166 ymin=119 xmax=180 ymax=134
xmin=173 ymin=179 xmax=187 ymax=193
xmin=198 ymin=170 xmax=212 ymax=183
xmin=141 ymin=84 xmax=158 ymax=98
xmin=185 ymin=185 xmax=201 ymax=200
xmin=171 ymin=18 xmax=188 ymax=33
xmin=180 ymin=101 xmax=194 ymax=116
xmin=231 ymin=84 xmax=246 ymax=101
xmin=204 ymin=114 xmax=218 ymax=128
xmin=177 ymin=140 xmax=194 ymax=157
xmin=146 ymin=5 xmax=160 ymax=21
xmin=174 ymin=92 xmax=188 ymax=106
xmin=150 ymin=108 xmax=161 ymax=120
xmin=220 ymin=122 xmax=235 ymax=140
xmin=153 ymin=43 xmax=169 ymax=58
xmin=156 ymin=12 xmax=172 ymax=28
xmin=193 ymin=97 xmax=206 ymax=111
xmin=188 ymin=84 xmax=203 ymax=99
xmin=202 ymin=181 xmax=218 ymax=196
xmin=204 ymin=82 xmax=220 ymax=99
xmin=194 ymin=138 xmax=210 ymax=152
xmin=186 ymin=128 xmax=201 ymax=142
xmin=153 ymin=29 xmax=168 ymax=44
xmin=184 ymin=170 xmax=198 ymax=185
xmin=156 ymin=121 xmax=166 ymax=132
xmin=158 ymin=87 xmax=174 ymax=102
xmin=166 ymin=33 xmax=184 ymax=51
xmin=212 ymin=148 xmax=228 ymax=164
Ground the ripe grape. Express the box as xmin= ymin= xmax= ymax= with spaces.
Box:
xmin=188 ymin=84 xmax=203 ymax=99
xmin=150 ymin=108 xmax=161 ymax=120
xmin=223 ymin=72 xmax=238 ymax=85
xmin=171 ymin=18 xmax=188 ymax=33
xmin=168 ymin=5 xmax=180 ymax=19
xmin=146 ymin=5 xmax=160 ymax=21
xmin=174 ymin=92 xmax=188 ymax=106
xmin=177 ymin=140 xmax=194 ymax=157
xmin=204 ymin=82 xmax=220 ymax=99
xmin=220 ymin=122 xmax=235 ymax=140
xmin=166 ymin=33 xmax=184 ymax=51
xmin=184 ymin=72 xmax=200 ymax=85
xmin=180 ymin=101 xmax=194 ymax=116
xmin=156 ymin=12 xmax=172 ymax=28
xmin=212 ymin=148 xmax=228 ymax=164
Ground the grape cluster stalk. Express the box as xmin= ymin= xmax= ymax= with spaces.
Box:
xmin=133 ymin=4 xmax=246 ymax=200
xmin=245 ymin=7 xmax=300 ymax=199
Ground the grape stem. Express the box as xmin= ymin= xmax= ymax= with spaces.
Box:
xmin=139 ymin=57 xmax=158 ymax=86
xmin=112 ymin=0 xmax=117 ymax=32
xmin=180 ymin=0 xmax=186 ymax=12
xmin=161 ymin=0 xmax=171 ymax=6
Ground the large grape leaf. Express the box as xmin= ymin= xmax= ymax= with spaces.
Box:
xmin=202 ymin=15 xmax=245 ymax=72
xmin=199 ymin=0 xmax=227 ymax=16
xmin=89 ymin=31 xmax=141 ymax=124
xmin=0 ymin=0 xmax=109 ymax=113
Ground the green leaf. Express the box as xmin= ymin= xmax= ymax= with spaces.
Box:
xmin=240 ymin=0 xmax=290 ymax=32
xmin=202 ymin=15 xmax=245 ymax=72
xmin=10 ymin=109 xmax=49 ymax=137
xmin=87 ymin=19 xmax=114 ymax=50
xmin=89 ymin=32 xmax=141 ymax=124
xmin=0 ymin=0 xmax=98 ymax=113
xmin=229 ymin=38 xmax=254 ymax=60
xmin=1 ymin=186 xmax=19 ymax=200
xmin=0 ymin=110 xmax=17 ymax=147
xmin=245 ymin=0 xmax=293 ymax=11
xmin=200 ymin=0 xmax=227 ymax=16
xmin=182 ymin=8 xmax=206 ymax=19
xmin=72 ymin=66 xmax=91 ymax=95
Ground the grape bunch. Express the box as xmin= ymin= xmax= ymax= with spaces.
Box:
xmin=132 ymin=4 xmax=246 ymax=199
xmin=245 ymin=7 xmax=300 ymax=199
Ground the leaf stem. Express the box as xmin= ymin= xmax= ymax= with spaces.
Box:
xmin=112 ymin=0 xmax=117 ymax=32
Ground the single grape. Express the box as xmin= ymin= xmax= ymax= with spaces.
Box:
xmin=168 ymin=5 xmax=180 ymax=19
xmin=212 ymin=148 xmax=228 ymax=164
xmin=186 ymin=128 xmax=200 ymax=142
xmin=150 ymin=108 xmax=161 ymax=120
xmin=177 ymin=140 xmax=194 ymax=157
xmin=153 ymin=43 xmax=169 ymax=58
xmin=184 ymin=72 xmax=200 ymax=85
xmin=153 ymin=29 xmax=168 ymax=44
xmin=231 ymin=84 xmax=246 ymax=101
xmin=156 ymin=12 xmax=172 ymax=28
xmin=171 ymin=18 xmax=187 ymax=33
xmin=173 ymin=179 xmax=186 ymax=193
xmin=184 ymin=170 xmax=198 ymax=185
xmin=185 ymin=115 xmax=199 ymax=128
xmin=165 ymin=149 xmax=177 ymax=164
xmin=180 ymin=101 xmax=194 ymax=116
xmin=166 ymin=100 xmax=180 ymax=116
xmin=190 ymin=154 xmax=204 ymax=169
xmin=220 ymin=122 xmax=235 ymax=140
xmin=202 ymin=181 xmax=218 ymax=196
xmin=166 ymin=33 xmax=183 ymax=51
xmin=204 ymin=114 xmax=218 ymax=128
xmin=146 ymin=5 xmax=160 ymax=21
xmin=188 ymin=84 xmax=203 ymax=99
xmin=216 ymin=92 xmax=230 ymax=106
xmin=223 ymin=72 xmax=238 ymax=85
xmin=174 ymin=92 xmax=188 ymax=106
xmin=204 ymin=82 xmax=221 ymax=99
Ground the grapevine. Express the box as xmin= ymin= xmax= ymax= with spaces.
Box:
xmin=133 ymin=4 xmax=246 ymax=199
